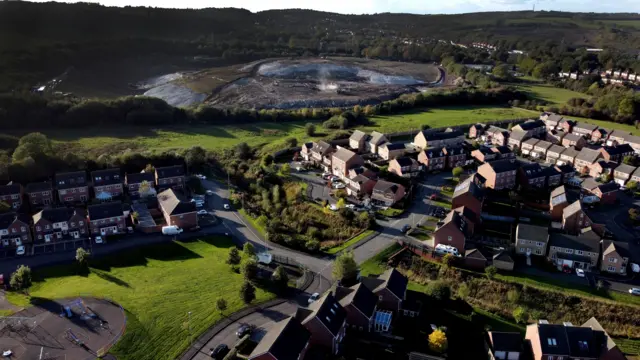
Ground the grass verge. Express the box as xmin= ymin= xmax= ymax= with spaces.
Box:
xmin=324 ymin=230 xmax=375 ymax=255
xmin=431 ymin=200 xmax=452 ymax=209
xmin=238 ymin=209 xmax=267 ymax=237
xmin=359 ymin=243 xmax=402 ymax=276
xmin=377 ymin=207 xmax=405 ymax=217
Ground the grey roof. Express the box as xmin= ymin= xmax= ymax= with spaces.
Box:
xmin=542 ymin=113 xmax=564 ymax=124
xmin=483 ymin=159 xmax=519 ymax=173
xmin=549 ymin=232 xmax=600 ymax=252
xmin=563 ymin=200 xmax=584 ymax=218
xmin=0 ymin=183 xmax=21 ymax=196
xmin=516 ymin=119 xmax=545 ymax=131
xmin=602 ymin=240 xmax=630 ymax=259
xmin=576 ymin=148 xmax=602 ymax=163
xmin=555 ymin=164 xmax=575 ymax=174
xmin=491 ymin=146 xmax=512 ymax=154
xmin=560 ymin=147 xmax=579 ymax=158
xmin=453 ymin=176 xmax=484 ymax=199
xmin=249 ymin=317 xmax=310 ymax=360
xmin=573 ymin=122 xmax=598 ymax=132
xmin=596 ymin=182 xmax=619 ymax=194
xmin=361 ymin=268 xmax=408 ymax=300
xmin=465 ymin=246 xmax=487 ymax=261
xmin=565 ymin=326 xmax=601 ymax=359
xmin=0 ymin=212 xmax=30 ymax=229
xmin=534 ymin=140 xmax=553 ymax=150
xmin=55 ymin=171 xmax=88 ymax=189
xmin=488 ymin=332 xmax=523 ymax=353
xmin=393 ymin=157 xmax=417 ymax=168
xmin=335 ymin=283 xmax=377 ymax=319
xmin=486 ymin=126 xmax=509 ymax=135
xmin=443 ymin=144 xmax=466 ymax=155
xmin=509 ymin=130 xmax=528 ymax=141
xmin=581 ymin=317 xmax=621 ymax=354
xmin=157 ymin=188 xmax=196 ymax=215
xmin=608 ymin=130 xmax=630 ymax=139
xmin=350 ymin=130 xmax=367 ymax=142
xmin=369 ymin=131 xmax=387 ymax=145
xmin=91 ymin=168 xmax=122 ymax=186
xmin=87 ymin=201 xmax=123 ymax=220
xmin=536 ymin=324 xmax=571 ymax=356
xmin=493 ymin=250 xmax=514 ymax=263
xmin=333 ymin=147 xmax=358 ymax=162
xmin=580 ymin=178 xmax=600 ymax=191
xmin=520 ymin=163 xmax=545 ymax=179
xmin=517 ymin=224 xmax=549 ymax=243
xmin=562 ymin=133 xmax=583 ymax=142
xmin=300 ymin=292 xmax=346 ymax=337
xmin=614 ymin=163 xmax=636 ymax=176
xmin=440 ymin=210 xmax=469 ymax=237
xmin=548 ymin=144 xmax=566 ymax=156
xmin=373 ymin=180 xmax=403 ymax=195
xmin=382 ymin=142 xmax=406 ymax=151
xmin=313 ymin=140 xmax=334 ymax=155
xmin=423 ymin=147 xmax=446 ymax=159
xmin=601 ymin=144 xmax=634 ymax=156
xmin=550 ymin=185 xmax=567 ymax=198
xmin=424 ymin=130 xmax=464 ymax=141
xmin=522 ymin=138 xmax=540 ymax=147
xmin=33 ymin=207 xmax=81 ymax=224
xmin=25 ymin=181 xmax=52 ymax=193
xmin=155 ymin=165 xmax=184 ymax=179
xmin=126 ymin=171 xmax=155 ymax=184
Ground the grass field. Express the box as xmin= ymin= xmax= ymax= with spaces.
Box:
xmin=515 ymin=83 xmax=586 ymax=105
xmin=324 ymin=230 xmax=375 ymax=255
xmin=9 ymin=237 xmax=273 ymax=360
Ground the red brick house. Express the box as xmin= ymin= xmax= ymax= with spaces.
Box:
xmin=32 ymin=208 xmax=88 ymax=243
xmin=332 ymin=147 xmax=365 ymax=179
xmin=469 ymin=124 xmax=486 ymax=138
xmin=588 ymin=160 xmax=617 ymax=179
xmin=477 ymin=159 xmax=519 ymax=190
xmin=361 ymin=268 xmax=408 ymax=313
xmin=388 ymin=157 xmax=421 ymax=178
xmin=371 ymin=180 xmax=405 ymax=207
xmin=601 ymin=241 xmax=630 ymax=276
xmin=155 ymin=165 xmax=186 ymax=191
xmin=526 ymin=321 xmax=618 ymax=360
xmin=452 ymin=177 xmax=484 ymax=219
xmin=589 ymin=182 xmax=619 ymax=205
xmin=296 ymin=293 xmax=346 ymax=354
xmin=0 ymin=182 xmax=23 ymax=210
xmin=453 ymin=206 xmax=478 ymax=235
xmin=92 ymin=168 xmax=123 ymax=199
xmin=433 ymin=210 xmax=469 ymax=253
xmin=125 ymin=171 xmax=156 ymax=197
xmin=558 ymin=119 xmax=575 ymax=133
xmin=157 ymin=188 xmax=198 ymax=230
xmin=25 ymin=181 xmax=54 ymax=208
xmin=562 ymin=200 xmax=593 ymax=235
xmin=87 ymin=202 xmax=125 ymax=237
xmin=599 ymin=144 xmax=635 ymax=163
xmin=248 ymin=317 xmax=311 ymax=360
xmin=561 ymin=133 xmax=586 ymax=150
xmin=0 ymin=213 xmax=32 ymax=251
xmin=490 ymin=146 xmax=515 ymax=159
xmin=471 ymin=148 xmax=497 ymax=163
xmin=55 ymin=171 xmax=89 ymax=204
xmin=591 ymin=128 xmax=609 ymax=142
xmin=540 ymin=113 xmax=563 ymax=130
xmin=335 ymin=283 xmax=378 ymax=332
xmin=443 ymin=145 xmax=467 ymax=168
xmin=549 ymin=186 xmax=569 ymax=221
xmin=418 ymin=147 xmax=447 ymax=171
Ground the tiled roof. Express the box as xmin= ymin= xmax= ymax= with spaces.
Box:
xmin=550 ymin=185 xmax=566 ymax=198
xmin=350 ymin=130 xmax=367 ymax=141
xmin=517 ymin=224 xmax=549 ymax=243
xmin=563 ymin=200 xmax=584 ymax=218
xmin=335 ymin=283 xmax=377 ymax=319
xmin=381 ymin=142 xmax=406 ymax=151
xmin=333 ymin=147 xmax=358 ymax=162
xmin=87 ymin=201 xmax=123 ymax=220
xmin=563 ymin=133 xmax=583 ymax=142
xmin=576 ymin=148 xmax=601 ymax=163
xmin=615 ymin=163 xmax=636 ymax=175
xmin=126 ymin=171 xmax=155 ymax=184
xmin=493 ymin=250 xmax=514 ymax=263
xmin=574 ymin=122 xmax=598 ymax=131
xmin=560 ymin=147 xmax=579 ymax=158
xmin=549 ymin=232 xmax=600 ymax=252
xmin=155 ymin=165 xmax=185 ymax=179
xmin=423 ymin=130 xmax=464 ymax=141
xmin=373 ymin=180 xmax=403 ymax=194
xmin=596 ymin=182 xmax=619 ymax=194
xmin=422 ymin=147 xmax=446 ymax=159
xmin=523 ymin=138 xmax=540 ymax=147
xmin=361 ymin=268 xmax=408 ymax=300
xmin=300 ymin=293 xmax=346 ymax=337
xmin=509 ymin=130 xmax=528 ymax=141
xmin=453 ymin=176 xmax=484 ymax=199
xmin=369 ymin=131 xmax=387 ymax=144
xmin=602 ymin=240 xmax=630 ymax=258
xmin=602 ymin=144 xmax=634 ymax=156
xmin=249 ymin=317 xmax=310 ymax=360
xmin=517 ymin=119 xmax=545 ymax=130
xmin=548 ymin=144 xmax=566 ymax=155
xmin=91 ymin=168 xmax=122 ymax=186
xmin=393 ymin=157 xmax=417 ymax=168
xmin=0 ymin=183 xmax=21 ymax=196
xmin=312 ymin=140 xmax=334 ymax=154
xmin=25 ymin=181 xmax=52 ymax=193
xmin=534 ymin=140 xmax=553 ymax=149
xmin=55 ymin=171 xmax=88 ymax=190
xmin=488 ymin=332 xmax=523 ymax=353
xmin=157 ymin=188 xmax=196 ymax=216
xmin=440 ymin=210 xmax=469 ymax=237
xmin=483 ymin=159 xmax=519 ymax=173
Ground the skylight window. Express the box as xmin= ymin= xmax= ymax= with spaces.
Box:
xmin=547 ymin=338 xmax=557 ymax=346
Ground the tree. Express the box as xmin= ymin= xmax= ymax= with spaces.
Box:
xmin=243 ymin=242 xmax=256 ymax=257
xmin=332 ymin=251 xmax=358 ymax=282
xmin=491 ymin=64 xmax=510 ymax=79
xmin=144 ymin=163 xmax=155 ymax=173
xmin=75 ymin=247 xmax=90 ymax=267
xmin=627 ymin=180 xmax=638 ymax=190
xmin=428 ymin=329 xmax=448 ymax=353
xmin=507 ymin=289 xmax=521 ymax=304
xmin=285 ymin=137 xmax=298 ymax=148
xmin=10 ymin=265 xmax=32 ymax=290
xmin=216 ymin=298 xmax=227 ymax=315
xmin=513 ymin=306 xmax=529 ymax=324
xmin=241 ymin=259 xmax=258 ymax=281
xmin=184 ymin=146 xmax=206 ymax=172
xmin=485 ymin=265 xmax=497 ymax=279
xmin=235 ymin=142 xmax=252 ymax=160
xmin=452 ymin=167 xmax=464 ymax=178
xmin=12 ymin=132 xmax=53 ymax=162
xmin=457 ymin=282 xmax=470 ymax=300
xmin=305 ymin=123 xmax=316 ymax=137
xmin=240 ymin=281 xmax=256 ymax=304
xmin=272 ymin=265 xmax=289 ymax=291
xmin=280 ymin=163 xmax=291 ymax=176
xmin=623 ymin=155 xmax=636 ymax=166
xmin=261 ymin=154 xmax=274 ymax=167
xmin=138 ymin=180 xmax=154 ymax=198
xmin=336 ymin=198 xmax=346 ymax=209
xmin=227 ymin=247 xmax=241 ymax=265
xmin=426 ymin=280 xmax=450 ymax=301
xmin=618 ymin=97 xmax=635 ymax=118
xmin=441 ymin=253 xmax=454 ymax=268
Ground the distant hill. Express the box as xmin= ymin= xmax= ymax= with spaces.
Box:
xmin=2 ymin=1 xmax=640 ymax=91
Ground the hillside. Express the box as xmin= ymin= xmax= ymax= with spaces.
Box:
xmin=2 ymin=2 xmax=640 ymax=91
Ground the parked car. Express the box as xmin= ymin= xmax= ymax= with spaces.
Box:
xmin=401 ymin=224 xmax=411 ymax=233
xmin=127 ymin=226 xmax=134 ymax=234
xmin=435 ymin=244 xmax=461 ymax=257
xmin=195 ymin=174 xmax=206 ymax=180
xmin=236 ymin=324 xmax=253 ymax=338
xmin=629 ymin=288 xmax=640 ymax=296
xmin=94 ymin=236 xmax=104 ymax=244
xmin=206 ymin=190 xmax=214 ymax=195
xmin=209 ymin=344 xmax=229 ymax=359
xmin=308 ymin=292 xmax=320 ymax=304
xmin=562 ymin=265 xmax=572 ymax=274
xmin=161 ymin=226 xmax=183 ymax=236
xmin=197 ymin=210 xmax=208 ymax=215
xmin=332 ymin=183 xmax=346 ymax=189
xmin=16 ymin=246 xmax=25 ymax=256
xmin=223 ymin=204 xmax=231 ymax=210
xmin=429 ymin=194 xmax=438 ymax=201
xmin=329 ymin=204 xmax=339 ymax=211
xmin=575 ymin=268 xmax=585 ymax=277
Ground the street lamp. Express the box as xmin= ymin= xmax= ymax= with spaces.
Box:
xmin=187 ymin=311 xmax=192 ymax=344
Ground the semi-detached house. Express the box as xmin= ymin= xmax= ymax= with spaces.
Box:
xmin=477 ymin=159 xmax=519 ymax=190
xmin=55 ymin=171 xmax=89 ymax=204
xmin=295 ymin=293 xmax=347 ymax=355
xmin=558 ymin=146 xmax=579 ymax=166
xmin=91 ymin=168 xmax=123 ymax=199
xmin=0 ymin=213 xmax=32 ymax=250
xmin=32 ymin=208 xmax=88 ymax=243
xmin=601 ymin=240 xmax=630 ymax=276
xmin=545 ymin=145 xmax=566 ymax=164
xmin=0 ymin=182 xmax=22 ymax=210
xmin=125 ymin=171 xmax=156 ymax=197
xmin=247 ymin=317 xmax=311 ymax=360
xmin=25 ymin=181 xmax=54 ymax=207
xmin=331 ymin=147 xmax=364 ymax=179
xmin=157 ymin=188 xmax=198 ymax=230
xmin=155 ymin=165 xmax=185 ymax=191
xmin=87 ymin=202 xmax=125 ymax=237
xmin=548 ymin=230 xmax=600 ymax=271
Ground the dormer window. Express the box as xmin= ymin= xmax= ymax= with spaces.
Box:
xmin=547 ymin=338 xmax=557 ymax=346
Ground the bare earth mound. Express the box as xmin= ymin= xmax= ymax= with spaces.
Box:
xmin=0 ymin=297 xmax=126 ymax=360
xmin=204 ymin=57 xmax=441 ymax=109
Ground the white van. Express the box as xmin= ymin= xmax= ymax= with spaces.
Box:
xmin=435 ymin=244 xmax=461 ymax=257
xmin=162 ymin=226 xmax=183 ymax=236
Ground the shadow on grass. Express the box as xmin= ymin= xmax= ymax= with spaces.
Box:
xmin=197 ymin=236 xmax=236 ymax=249
xmin=91 ymin=269 xmax=131 ymax=288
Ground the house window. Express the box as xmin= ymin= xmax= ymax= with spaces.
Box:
xmin=36 ymin=226 xmax=41 ymax=231
xmin=447 ymin=236 xmax=452 ymax=241
xmin=536 ymin=242 xmax=544 ymax=247
xmin=535 ymin=249 xmax=542 ymax=255
xmin=20 ymin=226 xmax=25 ymax=232
xmin=379 ymin=295 xmax=383 ymax=301
xmin=576 ymin=250 xmax=584 ymax=255
xmin=564 ymin=249 xmax=573 ymax=254
xmin=609 ymin=257 xmax=617 ymax=263
xmin=79 ymin=221 xmax=83 ymax=225
xmin=520 ymin=247 xmax=525 ymax=252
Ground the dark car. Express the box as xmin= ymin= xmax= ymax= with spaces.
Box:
xmin=401 ymin=224 xmax=411 ymax=233
xmin=236 ymin=324 xmax=252 ymax=338
xmin=209 ymin=344 xmax=229 ymax=359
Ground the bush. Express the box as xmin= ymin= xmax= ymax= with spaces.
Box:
xmin=457 ymin=282 xmax=470 ymax=300
xmin=513 ymin=306 xmax=529 ymax=324
xmin=241 ymin=259 xmax=258 ymax=281
xmin=240 ymin=281 xmax=256 ymax=304
xmin=426 ymin=280 xmax=450 ymax=301
xmin=272 ymin=265 xmax=289 ymax=291
xmin=485 ymin=266 xmax=497 ymax=279
xmin=428 ymin=329 xmax=448 ymax=353
xmin=227 ymin=248 xmax=241 ymax=265
xmin=10 ymin=265 xmax=32 ymax=290
xmin=305 ymin=123 xmax=316 ymax=137
xmin=507 ymin=289 xmax=521 ymax=304
xmin=243 ymin=242 xmax=256 ymax=257
xmin=332 ymin=251 xmax=358 ymax=282
xmin=305 ymin=239 xmax=320 ymax=252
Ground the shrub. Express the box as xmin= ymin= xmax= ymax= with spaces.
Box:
xmin=241 ymin=259 xmax=258 ymax=281
xmin=239 ymin=281 xmax=256 ymax=304
xmin=332 ymin=251 xmax=358 ymax=282
xmin=305 ymin=123 xmax=316 ymax=137
xmin=513 ymin=306 xmax=529 ymax=324
xmin=10 ymin=265 xmax=32 ymax=290
xmin=452 ymin=167 xmax=464 ymax=178
xmin=426 ymin=280 xmax=451 ymax=301
xmin=243 ymin=243 xmax=256 ymax=257
xmin=305 ymin=239 xmax=320 ymax=252
xmin=227 ymin=248 xmax=241 ymax=265
xmin=457 ymin=282 xmax=470 ymax=300
xmin=485 ymin=266 xmax=497 ymax=279
xmin=507 ymin=289 xmax=521 ymax=304
xmin=428 ymin=329 xmax=448 ymax=353
xmin=272 ymin=265 xmax=289 ymax=291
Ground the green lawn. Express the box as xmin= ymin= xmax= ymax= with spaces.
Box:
xmin=238 ymin=209 xmax=267 ymax=236
xmin=9 ymin=237 xmax=274 ymax=360
xmin=324 ymin=230 xmax=375 ymax=255
xmin=377 ymin=207 xmax=405 ymax=217
xmin=515 ymin=83 xmax=586 ymax=105
xmin=359 ymin=243 xmax=402 ymax=276
xmin=614 ymin=337 xmax=640 ymax=356
xmin=431 ymin=200 xmax=452 ymax=209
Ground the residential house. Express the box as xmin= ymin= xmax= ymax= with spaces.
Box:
xmin=87 ymin=202 xmax=125 ymax=237
xmin=378 ymin=142 xmax=406 ymax=161
xmin=532 ymin=140 xmax=553 ymax=160
xmin=55 ymin=171 xmax=89 ymax=203
xmin=349 ymin=130 xmax=369 ymax=152
xmin=490 ymin=146 xmax=515 ymax=160
xmin=520 ymin=138 xmax=539 ymax=156
xmin=471 ymin=148 xmax=498 ymax=163
xmin=485 ymin=127 xmax=510 ymax=146
xmin=554 ymin=164 xmax=576 ymax=184
xmin=335 ymin=283 xmax=378 ymax=332
xmin=368 ymin=131 xmax=388 ymax=154
xmin=91 ymin=168 xmax=123 ymax=200
xmin=546 ymin=130 xmax=566 ymax=145
xmin=309 ymin=141 xmax=335 ymax=171
xmin=574 ymin=148 xmax=603 ymax=175
xmin=443 ymin=145 xmax=467 ymax=168
xmin=512 ymin=119 xmax=546 ymax=137
xmin=371 ymin=180 xmax=405 ymax=207
xmin=515 ymin=224 xmax=549 ymax=257
xmin=518 ymin=163 xmax=547 ymax=189
xmin=546 ymin=145 xmax=566 ymax=164
xmin=486 ymin=331 xmax=525 ymax=360
xmin=623 ymin=134 xmax=640 ymax=153
xmin=418 ymin=148 xmax=447 ymax=171
xmin=508 ymin=130 xmax=529 ymax=150
xmin=433 ymin=210 xmax=469 ymax=254
xmin=631 ymin=167 xmax=640 ymax=183
xmin=464 ymin=245 xmax=488 ymax=269
xmin=548 ymin=230 xmax=601 ymax=271
xmin=544 ymin=167 xmax=563 ymax=188
xmin=247 ymin=317 xmax=311 ymax=360
xmin=540 ymin=113 xmax=564 ymax=130
xmin=561 ymin=133 xmax=586 ymax=150
xmin=413 ymin=130 xmax=465 ymax=149
xmin=581 ymin=177 xmax=601 ymax=194
xmin=606 ymin=130 xmax=631 ymax=146
xmin=550 ymin=186 xmax=569 ymax=221
xmin=453 ymin=206 xmax=478 ymax=235
xmin=0 ymin=182 xmax=23 ymax=210
xmin=613 ymin=164 xmax=636 ymax=186
xmin=562 ymin=200 xmax=594 ymax=234
xmin=125 ymin=171 xmax=156 ymax=198
xmin=155 ymin=165 xmax=185 ymax=191
xmin=558 ymin=118 xmax=575 ymax=133
xmin=345 ymin=174 xmax=376 ymax=198
xmin=300 ymin=142 xmax=314 ymax=161
xmin=296 ymin=293 xmax=346 ymax=354
xmin=0 ymin=213 xmax=32 ymax=250
xmin=558 ymin=146 xmax=579 ymax=166
xmin=332 ymin=147 xmax=364 ymax=179
xmin=599 ymin=144 xmax=635 ymax=163
xmin=588 ymin=160 xmax=617 ymax=180
xmin=25 ymin=182 xmax=54 ymax=207
xmin=589 ymin=182 xmax=619 ymax=205
xmin=452 ymin=177 xmax=484 ymax=219
xmin=572 ymin=122 xmax=598 ymax=138
xmin=601 ymin=240 xmax=630 ymax=276
xmin=157 ymin=188 xmax=198 ymax=230
xmin=526 ymin=321 xmax=606 ymax=360
xmin=388 ymin=157 xmax=421 ymax=178
xmin=581 ymin=317 xmax=628 ymax=360
xmin=591 ymin=128 xmax=610 ymax=143
xmin=477 ymin=159 xmax=519 ymax=190
xmin=360 ymin=268 xmax=408 ymax=313
xmin=32 ymin=208 xmax=88 ymax=243
xmin=469 ymin=124 xmax=486 ymax=138
xmin=492 ymin=251 xmax=515 ymax=271
xmin=347 ymin=166 xmax=377 ymax=180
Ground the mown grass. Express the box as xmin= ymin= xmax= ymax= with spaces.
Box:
xmin=238 ymin=209 xmax=267 ymax=236
xmin=615 ymin=337 xmax=640 ymax=356
xmin=9 ymin=237 xmax=274 ymax=360
xmin=431 ymin=200 xmax=452 ymax=209
xmin=359 ymin=243 xmax=402 ymax=276
xmin=515 ymin=83 xmax=586 ymax=105
xmin=377 ymin=207 xmax=405 ymax=217
xmin=324 ymin=230 xmax=375 ymax=255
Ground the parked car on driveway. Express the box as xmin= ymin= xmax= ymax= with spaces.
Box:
xmin=94 ymin=236 xmax=104 ymax=244
xmin=629 ymin=288 xmax=640 ymax=296
xmin=575 ymin=268 xmax=585 ymax=277
xmin=236 ymin=324 xmax=253 ymax=338
xmin=16 ymin=246 xmax=25 ymax=256
xmin=197 ymin=210 xmax=208 ymax=215
xmin=206 ymin=190 xmax=214 ymax=195
xmin=209 ymin=344 xmax=229 ymax=359
xmin=401 ymin=224 xmax=411 ymax=233
xmin=223 ymin=204 xmax=231 ymax=210
xmin=308 ymin=292 xmax=320 ymax=304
